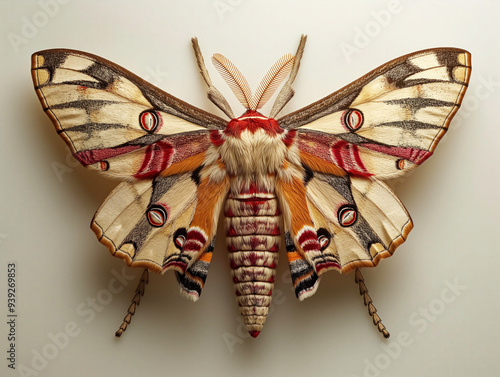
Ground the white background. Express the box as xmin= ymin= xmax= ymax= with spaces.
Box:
xmin=1 ymin=1 xmax=499 ymax=376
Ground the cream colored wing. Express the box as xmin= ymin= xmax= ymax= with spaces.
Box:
xmin=280 ymin=48 xmax=471 ymax=179
xmin=278 ymin=171 xmax=412 ymax=300
xmin=92 ymin=174 xmax=198 ymax=272
xmin=32 ymin=49 xmax=226 ymax=179
xmin=305 ymin=174 xmax=413 ymax=274
xmin=91 ymin=171 xmax=229 ymax=300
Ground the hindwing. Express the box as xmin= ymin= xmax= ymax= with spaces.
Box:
xmin=278 ymin=169 xmax=412 ymax=299
xmin=91 ymin=166 xmax=229 ymax=299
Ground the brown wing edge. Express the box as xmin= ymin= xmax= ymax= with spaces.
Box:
xmin=90 ymin=219 xmax=163 ymax=274
xmin=338 ymin=219 xmax=414 ymax=275
xmin=427 ymin=51 xmax=471 ymax=152
xmin=30 ymin=48 xmax=228 ymax=142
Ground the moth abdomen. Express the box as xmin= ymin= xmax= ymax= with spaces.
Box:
xmin=224 ymin=190 xmax=281 ymax=338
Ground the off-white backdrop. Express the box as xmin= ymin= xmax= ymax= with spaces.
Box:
xmin=1 ymin=1 xmax=498 ymax=377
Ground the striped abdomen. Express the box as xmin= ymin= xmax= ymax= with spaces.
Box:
xmin=224 ymin=187 xmax=280 ymax=338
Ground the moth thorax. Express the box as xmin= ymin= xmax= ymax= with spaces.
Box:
xmin=224 ymin=185 xmax=281 ymax=338
xmin=220 ymin=116 xmax=287 ymax=178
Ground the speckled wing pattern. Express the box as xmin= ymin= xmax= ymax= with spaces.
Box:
xmin=31 ymin=49 xmax=230 ymax=299
xmin=277 ymin=48 xmax=471 ymax=299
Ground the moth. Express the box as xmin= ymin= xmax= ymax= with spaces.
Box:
xmin=31 ymin=36 xmax=471 ymax=338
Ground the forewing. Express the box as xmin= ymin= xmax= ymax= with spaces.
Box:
xmin=31 ymin=49 xmax=227 ymax=179
xmin=279 ymin=48 xmax=471 ymax=179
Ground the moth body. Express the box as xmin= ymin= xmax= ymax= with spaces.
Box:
xmin=214 ymin=111 xmax=293 ymax=337
xmin=224 ymin=184 xmax=280 ymax=338
xmin=213 ymin=110 xmax=294 ymax=193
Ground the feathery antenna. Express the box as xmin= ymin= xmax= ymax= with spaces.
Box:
xmin=250 ymin=53 xmax=294 ymax=110
xmin=191 ymin=38 xmax=234 ymax=119
xmin=212 ymin=53 xmax=253 ymax=110
xmin=354 ymin=268 xmax=390 ymax=339
xmin=210 ymin=36 xmax=307 ymax=114
xmin=270 ymin=35 xmax=307 ymax=118
xmin=115 ymin=269 xmax=149 ymax=337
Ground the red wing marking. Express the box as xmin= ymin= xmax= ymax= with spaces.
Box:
xmin=135 ymin=142 xmax=174 ymax=179
xmin=74 ymin=145 xmax=142 ymax=166
xmin=361 ymin=143 xmax=433 ymax=165
xmin=331 ymin=140 xmax=371 ymax=178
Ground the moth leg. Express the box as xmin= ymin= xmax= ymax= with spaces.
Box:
xmin=276 ymin=176 xmax=322 ymax=268
xmin=115 ymin=269 xmax=149 ymax=337
xmin=176 ymin=236 xmax=216 ymax=301
xmin=355 ymin=268 xmax=390 ymax=338
xmin=179 ymin=176 xmax=229 ymax=273
xmin=285 ymin=232 xmax=320 ymax=300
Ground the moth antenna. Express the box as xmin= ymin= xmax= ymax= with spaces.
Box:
xmin=354 ymin=268 xmax=390 ymax=339
xmin=115 ymin=269 xmax=149 ymax=337
xmin=270 ymin=34 xmax=307 ymax=118
xmin=250 ymin=53 xmax=294 ymax=110
xmin=191 ymin=38 xmax=235 ymax=119
xmin=212 ymin=53 xmax=253 ymax=110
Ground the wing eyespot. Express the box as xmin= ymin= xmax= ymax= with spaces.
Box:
xmin=337 ymin=204 xmax=358 ymax=227
xmin=173 ymin=228 xmax=187 ymax=250
xmin=396 ymin=159 xmax=407 ymax=170
xmin=146 ymin=204 xmax=169 ymax=227
xmin=139 ymin=110 xmax=162 ymax=133
xmin=317 ymin=228 xmax=332 ymax=251
xmin=99 ymin=161 xmax=109 ymax=171
xmin=342 ymin=109 xmax=364 ymax=132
